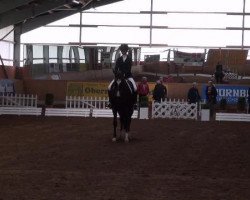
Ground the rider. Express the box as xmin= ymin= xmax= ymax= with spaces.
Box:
xmin=108 ymin=44 xmax=137 ymax=106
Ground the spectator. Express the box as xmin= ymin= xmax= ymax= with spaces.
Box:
xmin=214 ymin=62 xmax=224 ymax=84
xmin=187 ymin=82 xmax=201 ymax=104
xmin=153 ymin=80 xmax=167 ymax=102
xmin=205 ymin=81 xmax=217 ymax=117
xmin=137 ymin=76 xmax=150 ymax=106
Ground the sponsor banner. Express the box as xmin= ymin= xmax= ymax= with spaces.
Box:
xmin=174 ymin=51 xmax=205 ymax=66
xmin=144 ymin=55 xmax=160 ymax=63
xmin=0 ymin=79 xmax=15 ymax=95
xmin=67 ymin=82 xmax=109 ymax=97
xmin=201 ymin=84 xmax=249 ymax=104
xmin=67 ymin=81 xmax=159 ymax=101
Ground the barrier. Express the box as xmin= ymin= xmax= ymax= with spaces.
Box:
xmin=0 ymin=107 xmax=42 ymax=116
xmin=66 ymin=96 xmax=138 ymax=118
xmin=215 ymin=113 xmax=250 ymax=122
xmin=0 ymin=94 xmax=37 ymax=107
xmin=45 ymin=108 xmax=91 ymax=117
xmin=152 ymin=99 xmax=197 ymax=120
xmin=66 ymin=96 xmax=107 ymax=109
xmin=92 ymin=109 xmax=138 ymax=118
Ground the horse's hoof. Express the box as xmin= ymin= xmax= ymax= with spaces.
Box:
xmin=112 ymin=137 xmax=117 ymax=142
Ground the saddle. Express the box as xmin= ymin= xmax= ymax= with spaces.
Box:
xmin=109 ymin=78 xmax=137 ymax=107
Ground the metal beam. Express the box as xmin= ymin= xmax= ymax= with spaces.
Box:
xmin=20 ymin=10 xmax=77 ymax=33
xmin=0 ymin=0 xmax=71 ymax=29
xmin=83 ymin=0 xmax=123 ymax=10
xmin=0 ymin=0 xmax=34 ymax=14
xmin=20 ymin=0 xmax=121 ymax=33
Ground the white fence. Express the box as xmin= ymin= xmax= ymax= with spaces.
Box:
xmin=152 ymin=99 xmax=198 ymax=120
xmin=65 ymin=96 xmax=138 ymax=118
xmin=66 ymin=96 xmax=108 ymax=109
xmin=0 ymin=94 xmax=37 ymax=107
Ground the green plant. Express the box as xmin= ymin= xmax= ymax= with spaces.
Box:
xmin=237 ymin=97 xmax=246 ymax=111
xmin=201 ymin=103 xmax=210 ymax=109
xmin=45 ymin=93 xmax=54 ymax=106
xmin=139 ymin=96 xmax=149 ymax=107
xmin=219 ymin=98 xmax=227 ymax=110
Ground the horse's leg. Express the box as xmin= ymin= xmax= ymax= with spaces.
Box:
xmin=125 ymin=106 xmax=134 ymax=142
xmin=112 ymin=110 xmax=118 ymax=142
xmin=124 ymin=112 xmax=131 ymax=143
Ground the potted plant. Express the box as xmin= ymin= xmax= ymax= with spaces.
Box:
xmin=200 ymin=103 xmax=210 ymax=121
xmin=45 ymin=93 xmax=54 ymax=107
xmin=237 ymin=97 xmax=246 ymax=112
xmin=139 ymin=96 xmax=149 ymax=119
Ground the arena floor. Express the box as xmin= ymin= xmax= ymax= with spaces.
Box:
xmin=0 ymin=116 xmax=249 ymax=200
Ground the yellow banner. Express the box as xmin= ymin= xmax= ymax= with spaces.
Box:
xmin=67 ymin=81 xmax=163 ymax=101
xmin=67 ymin=82 xmax=109 ymax=97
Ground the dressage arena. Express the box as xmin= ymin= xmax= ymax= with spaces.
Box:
xmin=0 ymin=115 xmax=249 ymax=200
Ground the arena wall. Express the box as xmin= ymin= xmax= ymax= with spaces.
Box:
xmin=0 ymin=66 xmax=16 ymax=79
xmin=17 ymin=80 xmax=197 ymax=104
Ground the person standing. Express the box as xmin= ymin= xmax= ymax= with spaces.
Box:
xmin=153 ymin=80 xmax=167 ymax=102
xmin=187 ymin=82 xmax=201 ymax=104
xmin=205 ymin=81 xmax=217 ymax=117
xmin=215 ymin=62 xmax=224 ymax=84
xmin=137 ymin=76 xmax=150 ymax=106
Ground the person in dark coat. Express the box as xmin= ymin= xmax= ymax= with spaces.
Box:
xmin=214 ymin=62 xmax=224 ymax=84
xmin=113 ymin=44 xmax=137 ymax=92
xmin=153 ymin=80 xmax=167 ymax=102
xmin=187 ymin=82 xmax=201 ymax=104
xmin=108 ymin=44 xmax=137 ymax=106
xmin=205 ymin=81 xmax=217 ymax=117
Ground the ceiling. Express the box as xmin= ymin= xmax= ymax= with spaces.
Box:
xmin=0 ymin=0 xmax=123 ymax=33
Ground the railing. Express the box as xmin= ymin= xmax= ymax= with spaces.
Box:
xmin=66 ymin=96 xmax=108 ymax=109
xmin=152 ymin=99 xmax=198 ymax=120
xmin=65 ymin=96 xmax=138 ymax=118
xmin=0 ymin=94 xmax=37 ymax=107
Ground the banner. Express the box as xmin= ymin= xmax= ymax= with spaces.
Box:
xmin=67 ymin=81 xmax=159 ymax=101
xmin=174 ymin=51 xmax=205 ymax=66
xmin=144 ymin=55 xmax=160 ymax=63
xmin=0 ymin=79 xmax=15 ymax=95
xmin=201 ymin=84 xmax=249 ymax=105
xmin=67 ymin=82 xmax=109 ymax=97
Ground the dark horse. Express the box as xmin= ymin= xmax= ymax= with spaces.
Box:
xmin=108 ymin=72 xmax=137 ymax=142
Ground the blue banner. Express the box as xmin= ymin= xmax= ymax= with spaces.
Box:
xmin=201 ymin=84 xmax=249 ymax=105
xmin=0 ymin=79 xmax=15 ymax=95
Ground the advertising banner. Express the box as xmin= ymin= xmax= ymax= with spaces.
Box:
xmin=0 ymin=79 xmax=15 ymax=95
xmin=174 ymin=51 xmax=205 ymax=66
xmin=67 ymin=81 xmax=159 ymax=101
xmin=144 ymin=55 xmax=160 ymax=63
xmin=201 ymin=84 xmax=249 ymax=104
xmin=67 ymin=82 xmax=109 ymax=97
